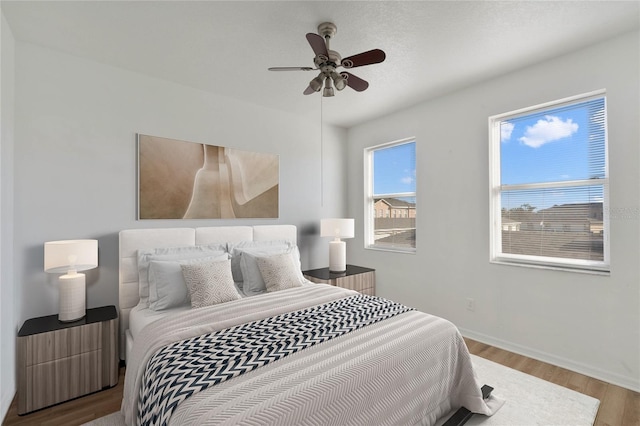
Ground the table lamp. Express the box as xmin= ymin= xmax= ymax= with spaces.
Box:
xmin=321 ymin=218 xmax=354 ymax=272
xmin=44 ymin=239 xmax=98 ymax=322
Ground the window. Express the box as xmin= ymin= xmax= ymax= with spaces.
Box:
xmin=489 ymin=90 xmax=609 ymax=272
xmin=365 ymin=138 xmax=416 ymax=252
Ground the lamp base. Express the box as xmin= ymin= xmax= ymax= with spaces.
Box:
xmin=58 ymin=273 xmax=86 ymax=322
xmin=328 ymin=240 xmax=347 ymax=273
xmin=58 ymin=315 xmax=85 ymax=323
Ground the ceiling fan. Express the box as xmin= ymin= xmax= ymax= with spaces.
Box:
xmin=268 ymin=22 xmax=386 ymax=97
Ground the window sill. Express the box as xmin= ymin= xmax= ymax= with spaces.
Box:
xmin=366 ymin=246 xmax=416 ymax=255
xmin=490 ymin=259 xmax=610 ymax=276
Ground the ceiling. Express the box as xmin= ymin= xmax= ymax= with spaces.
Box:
xmin=2 ymin=1 xmax=639 ymax=128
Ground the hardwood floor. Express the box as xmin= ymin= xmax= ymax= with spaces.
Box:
xmin=465 ymin=338 xmax=640 ymax=426
xmin=2 ymin=339 xmax=638 ymax=425
xmin=3 ymin=367 xmax=125 ymax=426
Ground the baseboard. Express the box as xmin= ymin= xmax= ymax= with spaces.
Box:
xmin=459 ymin=327 xmax=640 ymax=393
xmin=1 ymin=388 xmax=14 ymax=424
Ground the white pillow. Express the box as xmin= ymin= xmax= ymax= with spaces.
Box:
xmin=256 ymin=252 xmax=304 ymax=292
xmin=240 ymin=247 xmax=304 ymax=296
xmin=148 ymin=253 xmax=229 ymax=311
xmin=137 ymin=244 xmax=227 ymax=306
xmin=181 ymin=258 xmax=241 ymax=309
xmin=228 ymin=240 xmax=294 ymax=284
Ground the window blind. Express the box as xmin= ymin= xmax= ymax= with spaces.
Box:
xmin=492 ymin=94 xmax=608 ymax=270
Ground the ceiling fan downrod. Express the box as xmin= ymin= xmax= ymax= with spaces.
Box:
xmin=318 ymin=22 xmax=337 ymax=51
xmin=315 ymin=22 xmax=342 ymax=97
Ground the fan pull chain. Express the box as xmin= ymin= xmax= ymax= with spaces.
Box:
xmin=320 ymin=94 xmax=324 ymax=206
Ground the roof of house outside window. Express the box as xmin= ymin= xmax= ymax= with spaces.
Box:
xmin=375 ymin=197 xmax=416 ymax=208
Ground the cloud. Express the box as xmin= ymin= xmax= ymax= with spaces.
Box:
xmin=501 ymin=122 xmax=514 ymax=142
xmin=519 ymin=115 xmax=578 ymax=148
xmin=400 ymin=168 xmax=416 ymax=185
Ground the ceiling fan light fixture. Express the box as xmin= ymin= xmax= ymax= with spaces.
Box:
xmin=330 ymin=71 xmax=347 ymax=91
xmin=323 ymin=78 xmax=335 ymax=97
xmin=309 ymin=73 xmax=324 ymax=92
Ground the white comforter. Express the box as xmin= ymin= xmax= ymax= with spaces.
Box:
xmin=122 ymin=284 xmax=500 ymax=425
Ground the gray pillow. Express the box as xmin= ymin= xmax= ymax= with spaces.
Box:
xmin=228 ymin=240 xmax=294 ymax=284
xmin=137 ymin=244 xmax=227 ymax=306
xmin=181 ymin=258 xmax=241 ymax=309
xmin=147 ymin=253 xmax=229 ymax=311
xmin=240 ymin=247 xmax=304 ymax=296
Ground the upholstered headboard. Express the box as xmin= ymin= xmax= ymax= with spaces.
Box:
xmin=118 ymin=225 xmax=297 ymax=360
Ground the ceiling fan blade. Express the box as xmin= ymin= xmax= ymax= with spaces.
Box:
xmin=268 ymin=67 xmax=315 ymax=71
xmin=303 ymin=85 xmax=316 ymax=95
xmin=306 ymin=33 xmax=329 ymax=59
xmin=341 ymin=49 xmax=386 ymax=68
xmin=341 ymin=72 xmax=369 ymax=92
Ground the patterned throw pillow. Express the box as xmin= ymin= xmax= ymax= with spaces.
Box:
xmin=228 ymin=240 xmax=294 ymax=283
xmin=148 ymin=253 xmax=230 ymax=311
xmin=256 ymin=252 xmax=304 ymax=293
xmin=181 ymin=259 xmax=241 ymax=308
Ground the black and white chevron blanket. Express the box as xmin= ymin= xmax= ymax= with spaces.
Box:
xmin=137 ymin=294 xmax=414 ymax=426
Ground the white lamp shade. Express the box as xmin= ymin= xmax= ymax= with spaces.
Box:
xmin=321 ymin=218 xmax=355 ymax=239
xmin=44 ymin=239 xmax=98 ymax=273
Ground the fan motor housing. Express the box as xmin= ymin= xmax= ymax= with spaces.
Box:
xmin=314 ymin=50 xmax=341 ymax=70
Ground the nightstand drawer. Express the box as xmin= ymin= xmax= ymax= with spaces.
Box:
xmin=359 ymin=287 xmax=376 ymax=296
xmin=304 ymin=265 xmax=376 ymax=295
xmin=24 ymin=350 xmax=102 ymax=413
xmin=17 ymin=305 xmax=118 ymax=415
xmin=24 ymin=323 xmax=102 ymax=366
xmin=335 ymin=270 xmax=375 ymax=293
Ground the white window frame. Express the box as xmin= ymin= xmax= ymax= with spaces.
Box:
xmin=364 ymin=137 xmax=416 ymax=254
xmin=489 ymin=90 xmax=610 ymax=273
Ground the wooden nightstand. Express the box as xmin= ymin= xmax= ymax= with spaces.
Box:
xmin=16 ymin=305 xmax=119 ymax=415
xmin=303 ymin=265 xmax=376 ymax=295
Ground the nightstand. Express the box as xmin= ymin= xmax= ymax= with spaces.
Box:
xmin=16 ymin=305 xmax=119 ymax=415
xmin=303 ymin=265 xmax=376 ymax=295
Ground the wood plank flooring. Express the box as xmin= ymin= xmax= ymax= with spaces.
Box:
xmin=465 ymin=338 xmax=640 ymax=426
xmin=2 ymin=338 xmax=638 ymax=425
xmin=3 ymin=366 xmax=125 ymax=426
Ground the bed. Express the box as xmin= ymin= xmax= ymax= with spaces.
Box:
xmin=118 ymin=225 xmax=502 ymax=425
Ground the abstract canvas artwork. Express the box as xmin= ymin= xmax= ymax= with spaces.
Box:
xmin=138 ymin=134 xmax=279 ymax=219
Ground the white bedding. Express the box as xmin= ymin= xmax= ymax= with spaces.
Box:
xmin=128 ymin=280 xmax=316 ymax=341
xmin=118 ymin=225 xmax=298 ymax=360
xmin=128 ymin=303 xmax=191 ymax=341
xmin=122 ymin=284 xmax=502 ymax=425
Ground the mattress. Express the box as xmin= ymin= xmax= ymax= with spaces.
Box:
xmin=122 ymin=284 xmax=502 ymax=425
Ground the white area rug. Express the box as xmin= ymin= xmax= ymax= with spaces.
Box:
xmin=83 ymin=355 xmax=599 ymax=426
xmin=450 ymin=356 xmax=600 ymax=426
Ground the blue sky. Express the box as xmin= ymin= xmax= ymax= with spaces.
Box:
xmin=501 ymin=107 xmax=588 ymax=185
xmin=373 ymin=142 xmax=416 ymax=195
xmin=500 ymin=98 xmax=605 ymax=211
xmin=370 ymin=100 xmax=604 ymax=211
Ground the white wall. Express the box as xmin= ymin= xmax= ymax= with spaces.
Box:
xmin=0 ymin=10 xmax=16 ymax=421
xmin=13 ymin=42 xmax=347 ymax=322
xmin=346 ymin=31 xmax=640 ymax=391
